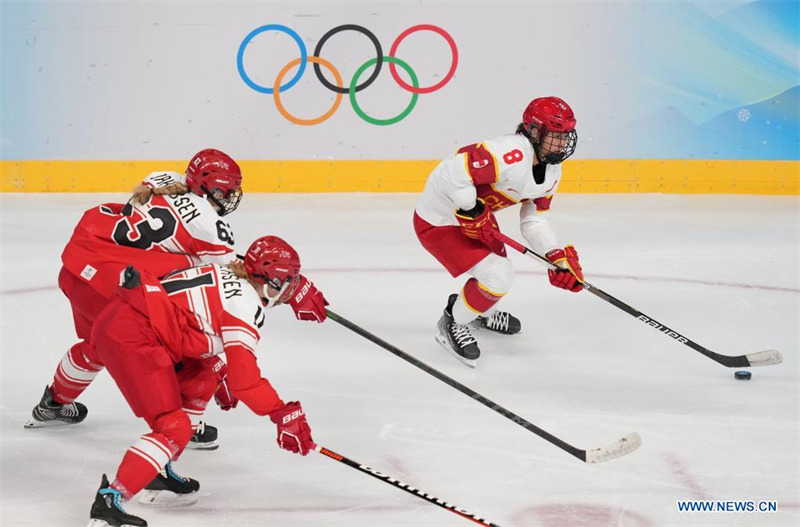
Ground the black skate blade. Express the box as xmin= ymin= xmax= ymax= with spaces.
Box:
xmin=139 ymin=488 xmax=198 ymax=507
xmin=185 ymin=440 xmax=219 ymax=451
xmin=435 ymin=333 xmax=477 ymax=368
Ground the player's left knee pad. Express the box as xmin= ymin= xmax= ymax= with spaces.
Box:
xmin=149 ymin=409 xmax=193 ymax=455
xmin=469 ymin=254 xmax=514 ymax=295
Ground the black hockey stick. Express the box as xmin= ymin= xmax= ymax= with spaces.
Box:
xmin=314 ymin=444 xmax=501 ymax=527
xmin=494 ymin=232 xmax=783 ymax=369
xmin=325 ymin=309 xmax=641 ymax=463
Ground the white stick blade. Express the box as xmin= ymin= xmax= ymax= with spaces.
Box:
xmin=585 ymin=432 xmax=642 ymax=464
xmin=746 ymin=349 xmax=783 ymax=367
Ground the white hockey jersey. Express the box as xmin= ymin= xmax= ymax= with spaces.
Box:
xmin=415 ymin=134 xmax=562 ymax=254
xmin=160 ymin=263 xmax=264 ymax=359
xmin=139 ymin=171 xmax=237 ymax=266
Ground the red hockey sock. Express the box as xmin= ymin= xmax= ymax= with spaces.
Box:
xmin=176 ymin=358 xmax=217 ymax=432
xmin=184 ymin=400 xmax=207 ymax=432
xmin=462 ymin=277 xmax=503 ymax=315
xmin=113 ymin=432 xmax=175 ymax=499
xmin=51 ymin=342 xmax=104 ymax=404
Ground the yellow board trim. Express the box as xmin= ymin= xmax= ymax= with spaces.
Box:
xmin=1 ymin=160 xmax=797 ymax=194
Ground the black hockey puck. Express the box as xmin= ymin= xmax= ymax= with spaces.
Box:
xmin=734 ymin=371 xmax=752 ymax=381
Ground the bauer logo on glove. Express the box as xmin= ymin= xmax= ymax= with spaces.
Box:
xmin=287 ymin=275 xmax=329 ymax=323
xmin=269 ymin=401 xmax=314 ymax=456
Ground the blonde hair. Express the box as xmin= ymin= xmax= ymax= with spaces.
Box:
xmin=131 ymin=182 xmax=190 ymax=205
xmin=227 ymin=260 xmax=249 ymax=279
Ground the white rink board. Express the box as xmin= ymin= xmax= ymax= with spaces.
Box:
xmin=1 ymin=193 xmax=798 ymax=526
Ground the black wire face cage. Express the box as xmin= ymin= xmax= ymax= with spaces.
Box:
xmin=205 ymin=186 xmax=243 ymax=216
xmin=536 ymin=128 xmax=578 ymax=165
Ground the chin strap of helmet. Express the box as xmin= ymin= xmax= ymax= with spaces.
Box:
xmin=518 ymin=123 xmax=547 ymax=165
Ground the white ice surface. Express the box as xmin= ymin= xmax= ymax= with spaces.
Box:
xmin=1 ymin=193 xmax=798 ymax=527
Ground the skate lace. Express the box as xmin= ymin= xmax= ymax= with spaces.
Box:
xmin=59 ymin=403 xmax=79 ymax=418
xmin=99 ymin=488 xmax=128 ymax=514
xmin=486 ymin=312 xmax=510 ymax=332
xmin=165 ymin=461 xmax=188 ymax=483
xmin=194 ymin=421 xmax=205 ymax=436
xmin=451 ymin=323 xmax=477 ymax=346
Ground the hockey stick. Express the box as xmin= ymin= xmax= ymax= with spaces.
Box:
xmin=493 ymin=232 xmax=782 ymax=369
xmin=314 ymin=444 xmax=501 ymax=527
xmin=325 ymin=309 xmax=641 ymax=464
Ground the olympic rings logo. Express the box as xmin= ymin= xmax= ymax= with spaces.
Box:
xmin=236 ymin=24 xmax=458 ymax=126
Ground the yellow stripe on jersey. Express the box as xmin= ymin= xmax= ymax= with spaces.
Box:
xmin=489 ymin=183 xmax=518 ymax=205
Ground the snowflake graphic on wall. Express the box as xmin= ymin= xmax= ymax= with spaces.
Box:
xmin=738 ymin=108 xmax=751 ymax=122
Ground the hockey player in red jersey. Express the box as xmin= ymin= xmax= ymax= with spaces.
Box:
xmin=27 ymin=149 xmax=244 ymax=445
xmin=414 ymin=97 xmax=584 ymax=366
xmin=86 ymin=236 xmax=326 ymax=527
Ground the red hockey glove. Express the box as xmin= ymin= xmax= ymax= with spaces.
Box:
xmin=287 ymin=275 xmax=328 ymax=323
xmin=268 ymin=401 xmax=314 ymax=456
xmin=455 ymin=198 xmax=505 ymax=255
xmin=214 ymin=379 xmax=238 ymax=411
xmin=546 ymin=245 xmax=584 ymax=292
xmin=203 ymin=356 xmax=238 ymax=411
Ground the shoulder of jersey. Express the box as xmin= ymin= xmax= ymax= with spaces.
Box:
xmin=215 ymin=265 xmax=263 ymax=315
xmin=160 ymin=190 xmax=221 ymax=234
xmin=482 ymin=135 xmax=534 ymax=188
xmin=182 ymin=191 xmax=219 ymax=217
xmin=485 ymin=134 xmax=534 ymax=161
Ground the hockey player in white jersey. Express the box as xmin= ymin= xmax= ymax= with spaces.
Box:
xmin=413 ymin=97 xmax=584 ymax=366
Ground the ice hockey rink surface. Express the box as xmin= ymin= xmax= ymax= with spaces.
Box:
xmin=1 ymin=192 xmax=797 ymax=527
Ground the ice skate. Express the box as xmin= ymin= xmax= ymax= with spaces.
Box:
xmin=87 ymin=474 xmax=147 ymax=527
xmin=435 ymin=294 xmax=481 ymax=368
xmin=472 ymin=310 xmax=522 ymax=335
xmin=185 ymin=421 xmax=218 ymax=451
xmin=25 ymin=385 xmax=88 ymax=428
xmin=138 ymin=462 xmax=199 ymax=507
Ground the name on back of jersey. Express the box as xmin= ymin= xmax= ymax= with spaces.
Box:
xmin=148 ymin=172 xmax=178 ymax=188
xmin=168 ymin=194 xmax=201 ymax=224
xmin=218 ymin=266 xmax=243 ymax=299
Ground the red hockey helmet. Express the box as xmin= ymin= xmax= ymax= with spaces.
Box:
xmin=185 ymin=148 xmax=243 ymax=216
xmin=521 ymin=97 xmax=578 ymax=164
xmin=244 ymin=236 xmax=301 ymax=307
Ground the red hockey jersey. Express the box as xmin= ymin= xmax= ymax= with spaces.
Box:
xmin=126 ymin=263 xmax=283 ymax=416
xmin=62 ymin=171 xmax=237 ymax=298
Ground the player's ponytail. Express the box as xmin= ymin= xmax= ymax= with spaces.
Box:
xmin=226 ymin=260 xmax=248 ymax=279
xmin=131 ymin=182 xmax=190 ymax=204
